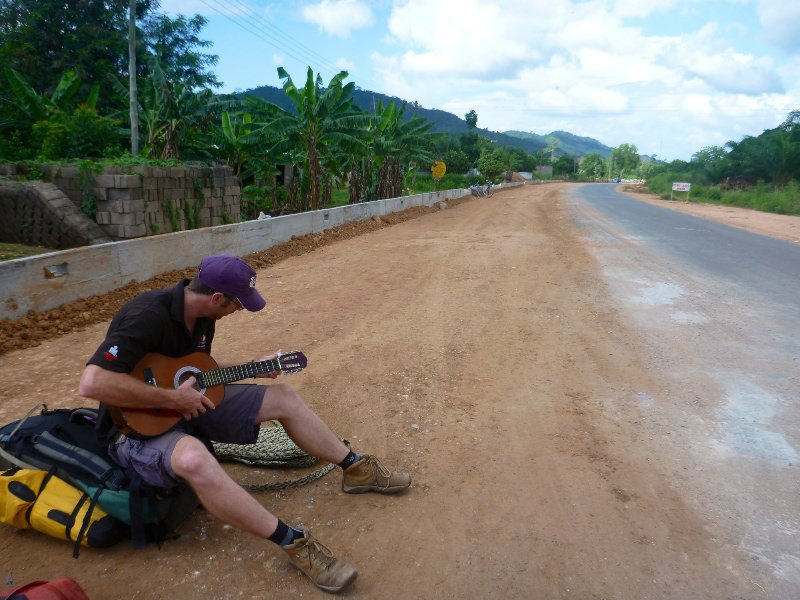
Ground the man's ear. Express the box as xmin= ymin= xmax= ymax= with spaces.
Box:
xmin=210 ymin=291 xmax=226 ymax=305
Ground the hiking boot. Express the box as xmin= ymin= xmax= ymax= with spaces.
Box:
xmin=282 ymin=529 xmax=357 ymax=593
xmin=342 ymin=455 xmax=411 ymax=494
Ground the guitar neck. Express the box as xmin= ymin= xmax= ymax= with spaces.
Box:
xmin=198 ymin=358 xmax=280 ymax=388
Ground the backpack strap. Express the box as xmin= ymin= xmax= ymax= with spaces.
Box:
xmin=128 ymin=472 xmax=147 ymax=549
xmin=32 ymin=431 xmax=128 ymax=490
xmin=0 ymin=446 xmax=38 ymax=471
xmin=0 ymin=403 xmax=47 ymax=445
xmin=70 ymin=486 xmax=104 ymax=559
xmin=69 ymin=408 xmax=98 ymax=423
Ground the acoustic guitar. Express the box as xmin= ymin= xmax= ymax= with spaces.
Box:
xmin=109 ymin=351 xmax=307 ymax=437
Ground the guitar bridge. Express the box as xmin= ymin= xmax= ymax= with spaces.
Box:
xmin=143 ymin=367 xmax=157 ymax=387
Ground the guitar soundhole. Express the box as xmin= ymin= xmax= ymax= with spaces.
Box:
xmin=177 ymin=372 xmax=194 ymax=386
xmin=173 ymin=365 xmax=206 ymax=395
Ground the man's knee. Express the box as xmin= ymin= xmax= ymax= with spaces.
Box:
xmin=171 ymin=436 xmax=218 ymax=483
xmin=265 ymin=383 xmax=305 ymax=415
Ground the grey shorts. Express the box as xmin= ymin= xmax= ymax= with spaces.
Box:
xmin=109 ymin=384 xmax=264 ymax=488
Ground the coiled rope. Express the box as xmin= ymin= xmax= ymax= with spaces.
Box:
xmin=212 ymin=421 xmax=337 ymax=492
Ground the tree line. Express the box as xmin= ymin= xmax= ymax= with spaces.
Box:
xmin=0 ymin=0 xmax=552 ymax=217
xmin=1 ymin=0 xmax=796 ymax=218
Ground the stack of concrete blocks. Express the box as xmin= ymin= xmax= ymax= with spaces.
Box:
xmin=137 ymin=165 xmax=241 ymax=238
xmin=0 ymin=179 xmax=110 ymax=249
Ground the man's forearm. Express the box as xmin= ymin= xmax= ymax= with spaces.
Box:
xmin=79 ymin=364 xmax=176 ymax=409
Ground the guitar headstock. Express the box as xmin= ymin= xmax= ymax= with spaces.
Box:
xmin=278 ymin=351 xmax=307 ymax=374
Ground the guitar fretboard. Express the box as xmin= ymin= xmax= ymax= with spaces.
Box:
xmin=198 ymin=359 xmax=280 ymax=387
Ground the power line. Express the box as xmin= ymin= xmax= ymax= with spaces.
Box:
xmin=196 ymin=0 xmax=340 ymax=84
xmin=226 ymin=0 xmax=342 ymax=77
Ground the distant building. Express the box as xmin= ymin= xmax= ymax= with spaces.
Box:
xmin=535 ymin=165 xmax=553 ymax=176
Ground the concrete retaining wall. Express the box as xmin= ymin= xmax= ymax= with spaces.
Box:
xmin=1 ymin=185 xmax=519 ymax=321
xmin=0 ymin=163 xmax=240 ymax=243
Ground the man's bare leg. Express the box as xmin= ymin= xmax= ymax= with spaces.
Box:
xmin=170 ymin=435 xmax=277 ymax=535
xmin=256 ymin=383 xmax=350 ymax=464
xmin=256 ymin=383 xmax=411 ymax=494
xmin=170 ymin=435 xmax=358 ymax=593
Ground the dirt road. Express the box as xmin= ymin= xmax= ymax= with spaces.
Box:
xmin=0 ymin=183 xmax=795 ymax=598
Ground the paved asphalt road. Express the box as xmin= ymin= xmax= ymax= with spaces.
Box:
xmin=567 ymin=183 xmax=800 ymax=596
xmin=574 ymin=183 xmax=800 ymax=309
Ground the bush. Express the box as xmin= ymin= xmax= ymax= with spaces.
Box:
xmin=31 ymin=107 xmax=122 ymax=160
xmin=438 ymin=173 xmax=470 ymax=189
xmin=65 ymin=106 xmax=123 ymax=159
xmin=241 ymin=185 xmax=273 ymax=220
xmin=32 ymin=112 xmax=69 ymax=160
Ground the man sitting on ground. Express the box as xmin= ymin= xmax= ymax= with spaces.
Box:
xmin=79 ymin=253 xmax=410 ymax=593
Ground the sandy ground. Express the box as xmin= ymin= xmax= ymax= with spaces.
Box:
xmin=0 ymin=183 xmax=797 ymax=598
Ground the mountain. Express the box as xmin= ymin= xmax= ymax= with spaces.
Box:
xmin=241 ymin=84 xmax=611 ymax=158
xmin=504 ymin=130 xmax=612 ymax=158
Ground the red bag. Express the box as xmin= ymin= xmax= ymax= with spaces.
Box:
xmin=0 ymin=578 xmax=89 ymax=600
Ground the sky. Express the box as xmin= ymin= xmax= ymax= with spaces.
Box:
xmin=158 ymin=0 xmax=800 ymax=161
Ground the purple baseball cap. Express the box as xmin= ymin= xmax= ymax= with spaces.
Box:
xmin=197 ymin=254 xmax=266 ymax=312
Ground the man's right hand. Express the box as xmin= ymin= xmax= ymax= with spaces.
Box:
xmin=174 ymin=376 xmax=216 ymax=420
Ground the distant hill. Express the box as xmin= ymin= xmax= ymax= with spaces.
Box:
xmin=241 ymin=84 xmax=611 ymax=158
xmin=504 ymin=130 xmax=612 ymax=159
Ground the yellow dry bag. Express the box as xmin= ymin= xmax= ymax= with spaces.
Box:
xmin=0 ymin=467 xmax=126 ymax=556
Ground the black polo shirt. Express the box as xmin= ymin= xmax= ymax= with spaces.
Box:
xmin=87 ymin=279 xmax=216 ymax=440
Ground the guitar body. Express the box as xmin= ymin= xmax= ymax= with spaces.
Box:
xmin=109 ymin=350 xmax=307 ymax=437
xmin=109 ymin=353 xmax=224 ymax=437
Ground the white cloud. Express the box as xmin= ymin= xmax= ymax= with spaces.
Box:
xmin=666 ymin=23 xmax=784 ymax=94
xmin=385 ymin=0 xmax=535 ymax=78
xmin=687 ymin=52 xmax=783 ymax=94
xmin=756 ymin=0 xmax=800 ymax=54
xmin=335 ymin=57 xmax=355 ymax=71
xmin=609 ymin=0 xmax=680 ymax=19
xmin=369 ymin=1 xmax=798 ymax=159
xmin=301 ymin=0 xmax=374 ymax=37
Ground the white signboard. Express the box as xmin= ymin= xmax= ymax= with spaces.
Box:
xmin=672 ymin=182 xmax=691 ymax=191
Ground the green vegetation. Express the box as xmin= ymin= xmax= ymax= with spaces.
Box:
xmin=642 ymin=112 xmax=800 ymax=215
xmin=77 ymin=160 xmax=102 ymax=218
xmin=0 ymin=0 xmax=797 ymax=225
xmin=0 ymin=242 xmax=52 ymax=261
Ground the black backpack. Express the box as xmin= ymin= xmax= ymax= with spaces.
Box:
xmin=0 ymin=405 xmax=199 ymax=556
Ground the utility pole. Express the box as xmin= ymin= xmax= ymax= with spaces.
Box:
xmin=128 ymin=0 xmax=139 ymax=154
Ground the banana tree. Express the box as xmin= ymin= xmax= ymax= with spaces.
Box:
xmin=217 ymin=111 xmax=255 ymax=177
xmin=112 ymin=59 xmax=218 ymax=159
xmin=370 ymin=100 xmax=435 ymax=199
xmin=260 ymin=67 xmax=367 ymax=211
xmin=2 ymin=68 xmax=98 ymax=124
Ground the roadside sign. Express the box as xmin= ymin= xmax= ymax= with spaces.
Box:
xmin=671 ymin=181 xmax=691 ymax=201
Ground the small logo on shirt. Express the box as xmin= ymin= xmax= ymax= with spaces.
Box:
xmin=197 ymin=335 xmax=207 ymax=349
xmin=103 ymin=345 xmax=119 ymax=362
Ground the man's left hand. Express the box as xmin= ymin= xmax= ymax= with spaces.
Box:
xmin=254 ymin=351 xmax=281 ymax=379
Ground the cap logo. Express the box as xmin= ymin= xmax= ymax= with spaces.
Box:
xmin=250 ymin=275 xmax=256 ymax=288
